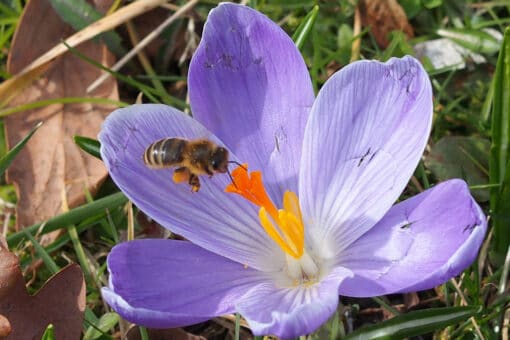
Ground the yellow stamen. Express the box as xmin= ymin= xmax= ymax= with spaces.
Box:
xmin=226 ymin=164 xmax=305 ymax=258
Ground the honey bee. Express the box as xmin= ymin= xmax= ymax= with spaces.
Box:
xmin=143 ymin=138 xmax=231 ymax=192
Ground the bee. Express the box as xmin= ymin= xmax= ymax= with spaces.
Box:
xmin=143 ymin=138 xmax=231 ymax=192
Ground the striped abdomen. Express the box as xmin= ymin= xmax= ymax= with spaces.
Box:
xmin=143 ymin=138 xmax=186 ymax=169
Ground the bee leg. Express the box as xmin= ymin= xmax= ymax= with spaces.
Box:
xmin=173 ymin=167 xmax=190 ymax=184
xmin=188 ymin=173 xmax=200 ymax=192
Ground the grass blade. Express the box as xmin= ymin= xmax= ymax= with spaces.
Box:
xmin=83 ymin=312 xmax=119 ymax=340
xmin=74 ymin=136 xmax=101 ymax=159
xmin=0 ymin=97 xmax=127 ymax=117
xmin=437 ymin=28 xmax=501 ymax=55
xmin=292 ymin=5 xmax=319 ymax=50
xmin=343 ymin=306 xmax=478 ymax=339
xmin=48 ymin=0 xmax=124 ymax=54
xmin=0 ymin=121 xmax=42 ymax=176
xmin=7 ymin=192 xmax=127 ymax=247
xmin=22 ymin=229 xmax=59 ymax=274
xmin=41 ymin=324 xmax=55 ymax=340
xmin=489 ymin=27 xmax=510 ymax=263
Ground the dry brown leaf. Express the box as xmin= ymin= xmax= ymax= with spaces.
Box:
xmin=0 ymin=259 xmax=85 ymax=339
xmin=359 ymin=0 xmax=414 ymax=48
xmin=5 ymin=0 xmax=118 ymax=229
xmin=129 ymin=7 xmax=169 ymax=59
xmin=0 ymin=314 xmax=11 ymax=338
xmin=0 ymin=239 xmax=85 ymax=339
xmin=0 ymin=241 xmax=19 ymax=302
xmin=404 ymin=292 xmax=420 ymax=309
xmin=0 ymin=0 xmax=167 ymax=105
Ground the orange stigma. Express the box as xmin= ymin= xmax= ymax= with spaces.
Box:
xmin=226 ymin=164 xmax=304 ymax=258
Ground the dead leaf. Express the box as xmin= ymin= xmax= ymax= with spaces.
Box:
xmin=359 ymin=0 xmax=414 ymax=48
xmin=5 ymin=0 xmax=118 ymax=230
xmin=0 ymin=242 xmax=19 ymax=302
xmin=0 ymin=0 xmax=168 ymax=105
xmin=0 ymin=265 xmax=85 ymax=339
xmin=129 ymin=7 xmax=169 ymax=60
xmin=0 ymin=314 xmax=10 ymax=338
xmin=0 ymin=238 xmax=85 ymax=339
xmin=403 ymin=292 xmax=420 ymax=309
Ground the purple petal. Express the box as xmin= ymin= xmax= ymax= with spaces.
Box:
xmin=237 ymin=267 xmax=351 ymax=338
xmin=102 ymin=239 xmax=264 ymax=328
xmin=337 ymin=179 xmax=486 ymax=297
xmin=189 ymin=3 xmax=314 ymax=201
xmin=99 ymin=104 xmax=285 ymax=271
xmin=299 ymin=56 xmax=433 ymax=253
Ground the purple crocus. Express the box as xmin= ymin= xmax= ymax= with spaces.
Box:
xmin=99 ymin=3 xmax=486 ymax=338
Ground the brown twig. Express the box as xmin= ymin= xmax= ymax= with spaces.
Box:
xmin=87 ymin=0 xmax=199 ymax=93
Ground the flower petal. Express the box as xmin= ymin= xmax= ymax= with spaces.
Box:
xmin=299 ymin=56 xmax=433 ymax=253
xmin=237 ymin=267 xmax=352 ymax=338
xmin=189 ymin=3 xmax=315 ymax=201
xmin=99 ymin=104 xmax=285 ymax=271
xmin=337 ymin=179 xmax=486 ymax=297
xmin=102 ymin=239 xmax=265 ymax=327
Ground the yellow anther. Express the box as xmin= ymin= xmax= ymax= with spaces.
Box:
xmin=226 ymin=164 xmax=305 ymax=258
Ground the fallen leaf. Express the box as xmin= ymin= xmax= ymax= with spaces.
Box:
xmin=425 ymin=136 xmax=490 ymax=202
xmin=5 ymin=0 xmax=118 ymax=230
xmin=129 ymin=7 xmax=170 ymax=60
xmin=0 ymin=238 xmax=85 ymax=339
xmin=359 ymin=0 xmax=414 ymax=48
xmin=0 ymin=0 xmax=168 ymax=105
xmin=0 ymin=241 xmax=19 ymax=302
xmin=0 ymin=265 xmax=85 ymax=339
xmin=0 ymin=261 xmax=12 ymax=338
xmin=404 ymin=292 xmax=420 ymax=310
xmin=0 ymin=314 xmax=10 ymax=338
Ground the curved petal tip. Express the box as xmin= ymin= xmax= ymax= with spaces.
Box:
xmin=339 ymin=179 xmax=486 ymax=296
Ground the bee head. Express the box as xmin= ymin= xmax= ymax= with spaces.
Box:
xmin=210 ymin=147 xmax=229 ymax=173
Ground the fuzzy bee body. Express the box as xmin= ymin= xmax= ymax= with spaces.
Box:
xmin=143 ymin=138 xmax=229 ymax=192
xmin=143 ymin=138 xmax=186 ymax=169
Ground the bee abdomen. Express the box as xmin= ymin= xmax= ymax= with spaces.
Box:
xmin=143 ymin=138 xmax=186 ymax=168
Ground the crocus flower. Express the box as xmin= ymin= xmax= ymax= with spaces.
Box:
xmin=99 ymin=3 xmax=486 ymax=338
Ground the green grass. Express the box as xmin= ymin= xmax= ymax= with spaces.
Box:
xmin=2 ymin=0 xmax=509 ymax=339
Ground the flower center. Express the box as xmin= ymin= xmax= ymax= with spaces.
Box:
xmin=225 ymin=164 xmax=305 ymax=259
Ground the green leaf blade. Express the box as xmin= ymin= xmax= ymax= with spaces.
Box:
xmin=0 ymin=121 xmax=42 ymax=176
xmin=425 ymin=136 xmax=490 ymax=202
xmin=83 ymin=312 xmax=119 ymax=340
xmin=344 ymin=306 xmax=478 ymax=340
xmin=48 ymin=0 xmax=124 ymax=55
xmin=292 ymin=5 xmax=319 ymax=50
xmin=7 ymin=192 xmax=127 ymax=247
xmin=490 ymin=27 xmax=510 ymax=263
xmin=437 ymin=28 xmax=501 ymax=55
xmin=74 ymin=136 xmax=101 ymax=159
xmin=41 ymin=324 xmax=55 ymax=340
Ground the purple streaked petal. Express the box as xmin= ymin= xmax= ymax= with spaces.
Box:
xmin=237 ymin=267 xmax=352 ymax=338
xmin=299 ymin=56 xmax=433 ymax=254
xmin=337 ymin=179 xmax=486 ymax=297
xmin=102 ymin=239 xmax=264 ymax=328
xmin=99 ymin=104 xmax=285 ymax=271
xmin=189 ymin=3 xmax=314 ymax=201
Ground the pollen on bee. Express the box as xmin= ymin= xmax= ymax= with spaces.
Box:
xmin=172 ymin=168 xmax=191 ymax=184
